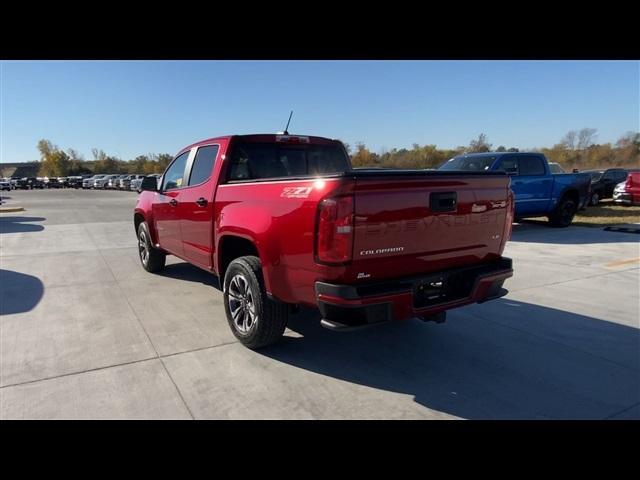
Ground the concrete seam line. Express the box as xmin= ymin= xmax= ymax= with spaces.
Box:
xmin=0 ymin=342 xmax=240 ymax=391
xmin=603 ymin=401 xmax=640 ymax=420
xmin=0 ymin=356 xmax=159 ymax=390
xmin=159 ymin=340 xmax=239 ymax=360
xmin=94 ymin=238 xmax=197 ymax=421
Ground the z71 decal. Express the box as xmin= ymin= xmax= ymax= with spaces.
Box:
xmin=281 ymin=186 xmax=313 ymax=199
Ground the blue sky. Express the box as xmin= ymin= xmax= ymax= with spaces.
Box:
xmin=1 ymin=60 xmax=638 ymax=163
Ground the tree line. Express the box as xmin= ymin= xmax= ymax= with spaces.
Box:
xmin=35 ymin=129 xmax=639 ymax=177
xmin=36 ymin=140 xmax=173 ymax=177
xmin=347 ymin=129 xmax=639 ymax=170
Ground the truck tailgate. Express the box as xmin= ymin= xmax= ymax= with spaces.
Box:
xmin=349 ymin=171 xmax=512 ymax=282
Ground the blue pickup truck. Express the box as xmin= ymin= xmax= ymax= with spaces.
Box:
xmin=439 ymin=152 xmax=591 ymax=227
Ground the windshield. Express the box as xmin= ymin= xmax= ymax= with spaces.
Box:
xmin=438 ymin=155 xmax=498 ymax=172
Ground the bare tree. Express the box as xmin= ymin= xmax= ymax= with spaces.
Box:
xmin=577 ymin=128 xmax=597 ymax=150
xmin=561 ymin=130 xmax=577 ymax=150
xmin=468 ymin=133 xmax=492 ymax=153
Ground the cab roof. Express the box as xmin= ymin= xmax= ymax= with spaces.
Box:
xmin=179 ymin=134 xmax=341 ymax=155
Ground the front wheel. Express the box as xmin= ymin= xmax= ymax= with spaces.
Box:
xmin=223 ymin=256 xmax=288 ymax=349
xmin=548 ymin=197 xmax=577 ymax=228
xmin=137 ymin=221 xmax=166 ymax=272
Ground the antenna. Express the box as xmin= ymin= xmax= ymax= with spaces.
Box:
xmin=283 ymin=110 xmax=293 ymax=135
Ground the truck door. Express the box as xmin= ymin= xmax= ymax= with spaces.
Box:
xmin=497 ymin=154 xmax=552 ymax=215
xmin=177 ymin=144 xmax=220 ymax=270
xmin=151 ymin=150 xmax=191 ymax=257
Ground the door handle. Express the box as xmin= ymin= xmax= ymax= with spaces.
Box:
xmin=196 ymin=197 xmax=208 ymax=207
xmin=169 ymin=199 xmax=178 ymax=207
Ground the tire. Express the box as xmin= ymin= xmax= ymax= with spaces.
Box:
xmin=223 ymin=255 xmax=288 ymax=349
xmin=590 ymin=192 xmax=599 ymax=206
xmin=137 ymin=221 xmax=166 ymax=272
xmin=548 ymin=197 xmax=577 ymax=228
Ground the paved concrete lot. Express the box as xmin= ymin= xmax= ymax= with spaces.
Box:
xmin=1 ymin=189 xmax=639 ymax=419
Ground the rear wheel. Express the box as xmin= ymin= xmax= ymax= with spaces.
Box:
xmin=137 ymin=221 xmax=166 ymax=272
xmin=548 ymin=197 xmax=577 ymax=228
xmin=223 ymin=256 xmax=288 ymax=349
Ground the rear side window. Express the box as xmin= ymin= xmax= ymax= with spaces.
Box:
xmin=439 ymin=155 xmax=497 ymax=171
xmin=188 ymin=145 xmax=219 ymax=186
xmin=227 ymin=143 xmax=349 ymax=181
xmin=517 ymin=156 xmax=546 ymax=176
xmin=162 ymin=151 xmax=189 ymax=190
xmin=496 ymin=157 xmax=518 ymax=174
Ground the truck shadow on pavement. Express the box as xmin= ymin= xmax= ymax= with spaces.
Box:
xmin=0 ymin=269 xmax=44 ymax=315
xmin=261 ymin=299 xmax=640 ymax=419
xmin=511 ymin=221 xmax=640 ymax=244
xmin=0 ymin=216 xmax=46 ymax=234
xmin=158 ymin=262 xmax=221 ymax=290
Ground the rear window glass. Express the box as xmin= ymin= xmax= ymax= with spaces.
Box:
xmin=438 ymin=155 xmax=497 ymax=171
xmin=227 ymin=143 xmax=350 ymax=181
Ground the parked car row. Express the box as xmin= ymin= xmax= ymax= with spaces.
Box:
xmin=82 ymin=173 xmax=146 ymax=190
xmin=1 ymin=173 xmax=164 ymax=193
xmin=580 ymin=168 xmax=635 ymax=206
xmin=80 ymin=173 xmax=160 ymax=192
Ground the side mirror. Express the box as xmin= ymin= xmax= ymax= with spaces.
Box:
xmin=140 ymin=176 xmax=159 ymax=192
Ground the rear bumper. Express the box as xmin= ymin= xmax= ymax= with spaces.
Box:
xmin=613 ymin=192 xmax=637 ymax=205
xmin=315 ymin=257 xmax=513 ymax=329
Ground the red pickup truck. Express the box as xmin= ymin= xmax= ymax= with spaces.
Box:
xmin=134 ymin=134 xmax=514 ymax=348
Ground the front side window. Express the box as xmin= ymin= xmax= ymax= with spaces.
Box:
xmin=162 ymin=151 xmax=189 ymax=191
xmin=188 ymin=145 xmax=219 ymax=186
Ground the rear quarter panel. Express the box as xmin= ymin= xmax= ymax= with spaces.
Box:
xmin=550 ymin=173 xmax=591 ymax=209
xmin=214 ymin=177 xmax=349 ymax=306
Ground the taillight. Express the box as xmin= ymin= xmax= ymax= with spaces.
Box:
xmin=506 ymin=190 xmax=515 ymax=239
xmin=316 ymin=195 xmax=354 ymax=264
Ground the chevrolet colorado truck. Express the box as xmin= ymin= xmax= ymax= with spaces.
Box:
xmin=439 ymin=152 xmax=591 ymax=227
xmin=134 ymin=134 xmax=514 ymax=348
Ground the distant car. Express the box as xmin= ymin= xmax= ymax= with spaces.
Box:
xmin=108 ymin=174 xmax=127 ymax=189
xmin=548 ymin=162 xmax=566 ymax=174
xmin=136 ymin=174 xmax=161 ymax=193
xmin=45 ymin=177 xmax=64 ymax=188
xmin=613 ymin=172 xmax=640 ymax=206
xmin=82 ymin=174 xmax=105 ymax=189
xmin=16 ymin=177 xmax=44 ymax=189
xmin=94 ymin=174 xmax=119 ymax=189
xmin=584 ymin=168 xmax=629 ymax=206
xmin=66 ymin=176 xmax=84 ymax=188
xmin=130 ymin=175 xmax=148 ymax=192
xmin=120 ymin=174 xmax=144 ymax=190
xmin=0 ymin=180 xmax=11 ymax=191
